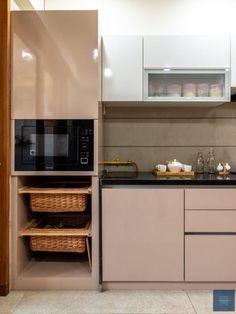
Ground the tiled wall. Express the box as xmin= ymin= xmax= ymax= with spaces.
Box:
xmin=103 ymin=102 xmax=236 ymax=171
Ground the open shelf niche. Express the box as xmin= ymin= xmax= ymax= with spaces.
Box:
xmin=10 ymin=175 xmax=99 ymax=290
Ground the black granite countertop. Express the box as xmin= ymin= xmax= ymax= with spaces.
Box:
xmin=100 ymin=171 xmax=236 ymax=186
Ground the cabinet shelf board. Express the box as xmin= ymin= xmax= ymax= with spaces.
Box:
xmin=18 ymin=186 xmax=92 ymax=195
xmin=18 ymin=220 xmax=91 ymax=237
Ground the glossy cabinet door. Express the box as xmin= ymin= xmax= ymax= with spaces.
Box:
xmin=102 ymin=188 xmax=184 ymax=281
xmin=11 ymin=11 xmax=98 ymax=119
xmin=231 ymin=36 xmax=236 ymax=87
xmin=144 ymin=68 xmax=230 ymax=102
xmin=102 ymin=36 xmax=142 ymax=101
xmin=144 ymin=35 xmax=230 ymax=68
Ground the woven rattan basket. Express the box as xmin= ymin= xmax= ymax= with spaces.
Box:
xmin=30 ymin=193 xmax=88 ymax=212
xmin=21 ymin=214 xmax=90 ymax=253
xmin=18 ymin=184 xmax=91 ymax=213
xmin=30 ymin=235 xmax=86 ymax=253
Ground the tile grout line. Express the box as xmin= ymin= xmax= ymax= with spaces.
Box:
xmin=186 ymin=291 xmax=197 ymax=314
xmin=10 ymin=291 xmax=26 ymax=314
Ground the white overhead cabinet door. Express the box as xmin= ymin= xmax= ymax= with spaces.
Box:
xmin=231 ymin=36 xmax=236 ymax=87
xmin=144 ymin=35 xmax=230 ymax=68
xmin=102 ymin=36 xmax=143 ymax=101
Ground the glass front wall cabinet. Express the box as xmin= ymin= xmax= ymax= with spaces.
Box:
xmin=144 ymin=69 xmax=230 ymax=102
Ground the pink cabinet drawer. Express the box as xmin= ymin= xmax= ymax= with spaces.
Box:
xmin=185 ymin=235 xmax=236 ymax=281
xmin=185 ymin=189 xmax=236 ymax=210
xmin=185 ymin=210 xmax=236 ymax=232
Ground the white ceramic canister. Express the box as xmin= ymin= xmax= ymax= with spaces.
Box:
xmin=197 ymin=83 xmax=209 ymax=97
xmin=182 ymin=83 xmax=196 ymax=97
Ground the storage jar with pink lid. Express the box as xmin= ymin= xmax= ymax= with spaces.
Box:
xmin=197 ymin=83 xmax=209 ymax=97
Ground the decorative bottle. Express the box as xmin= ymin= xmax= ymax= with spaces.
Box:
xmin=196 ymin=151 xmax=204 ymax=174
xmin=207 ymin=147 xmax=216 ymax=174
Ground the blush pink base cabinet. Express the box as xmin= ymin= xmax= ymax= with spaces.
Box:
xmin=102 ymin=188 xmax=184 ymax=282
xmin=103 ymin=187 xmax=236 ymax=284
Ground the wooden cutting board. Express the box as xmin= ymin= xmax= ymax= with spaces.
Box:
xmin=153 ymin=169 xmax=195 ymax=176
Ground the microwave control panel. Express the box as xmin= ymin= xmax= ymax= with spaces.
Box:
xmin=78 ymin=127 xmax=94 ymax=166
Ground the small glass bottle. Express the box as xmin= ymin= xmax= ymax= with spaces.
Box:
xmin=196 ymin=151 xmax=204 ymax=173
xmin=206 ymin=147 xmax=216 ymax=174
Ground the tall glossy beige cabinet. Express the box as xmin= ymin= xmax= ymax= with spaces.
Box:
xmin=11 ymin=10 xmax=98 ymax=119
xmin=10 ymin=11 xmax=100 ymax=290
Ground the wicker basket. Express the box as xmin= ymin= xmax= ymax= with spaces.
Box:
xmin=30 ymin=193 xmax=88 ymax=212
xmin=21 ymin=214 xmax=90 ymax=253
xmin=30 ymin=235 xmax=86 ymax=253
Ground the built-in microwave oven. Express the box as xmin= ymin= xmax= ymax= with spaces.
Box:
xmin=14 ymin=120 xmax=94 ymax=171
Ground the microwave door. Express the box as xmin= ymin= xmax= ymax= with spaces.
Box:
xmin=15 ymin=119 xmax=94 ymax=171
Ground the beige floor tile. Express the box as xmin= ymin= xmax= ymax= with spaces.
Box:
xmin=187 ymin=290 xmax=236 ymax=314
xmin=13 ymin=291 xmax=79 ymax=314
xmin=0 ymin=291 xmax=24 ymax=313
xmin=66 ymin=290 xmax=195 ymax=314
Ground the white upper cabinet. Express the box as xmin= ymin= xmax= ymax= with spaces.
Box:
xmin=231 ymin=36 xmax=236 ymax=87
xmin=102 ymin=36 xmax=142 ymax=101
xmin=143 ymin=36 xmax=231 ymax=102
xmin=144 ymin=35 xmax=230 ymax=69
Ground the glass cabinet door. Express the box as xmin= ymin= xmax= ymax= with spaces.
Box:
xmin=144 ymin=69 xmax=230 ymax=102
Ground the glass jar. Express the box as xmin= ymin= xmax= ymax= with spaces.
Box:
xmin=183 ymin=83 xmax=196 ymax=97
xmin=196 ymin=151 xmax=204 ymax=174
xmin=209 ymin=84 xmax=222 ymax=97
xmin=197 ymin=83 xmax=209 ymax=97
xmin=206 ymin=147 xmax=216 ymax=174
xmin=167 ymin=83 xmax=182 ymax=97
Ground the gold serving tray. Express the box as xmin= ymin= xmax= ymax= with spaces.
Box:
xmin=153 ymin=169 xmax=195 ymax=176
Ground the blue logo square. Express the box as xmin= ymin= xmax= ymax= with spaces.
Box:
xmin=213 ymin=290 xmax=235 ymax=312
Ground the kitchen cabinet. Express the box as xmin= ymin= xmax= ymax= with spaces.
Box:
xmin=11 ymin=11 xmax=99 ymax=119
xmin=144 ymin=35 xmax=230 ymax=69
xmin=185 ymin=188 xmax=236 ymax=282
xmin=143 ymin=36 xmax=230 ymax=102
xmin=231 ymin=35 xmax=236 ymax=87
xmin=144 ymin=68 xmax=230 ymax=102
xmin=185 ymin=235 xmax=236 ymax=281
xmin=10 ymin=176 xmax=99 ymax=290
xmin=102 ymin=36 xmax=142 ymax=101
xmin=102 ymin=188 xmax=184 ymax=281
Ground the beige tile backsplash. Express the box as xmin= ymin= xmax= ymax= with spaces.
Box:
xmin=103 ymin=103 xmax=236 ymax=171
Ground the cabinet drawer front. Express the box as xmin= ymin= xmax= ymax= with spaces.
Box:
xmin=185 ymin=235 xmax=236 ymax=281
xmin=185 ymin=189 xmax=236 ymax=210
xmin=185 ymin=210 xmax=236 ymax=232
